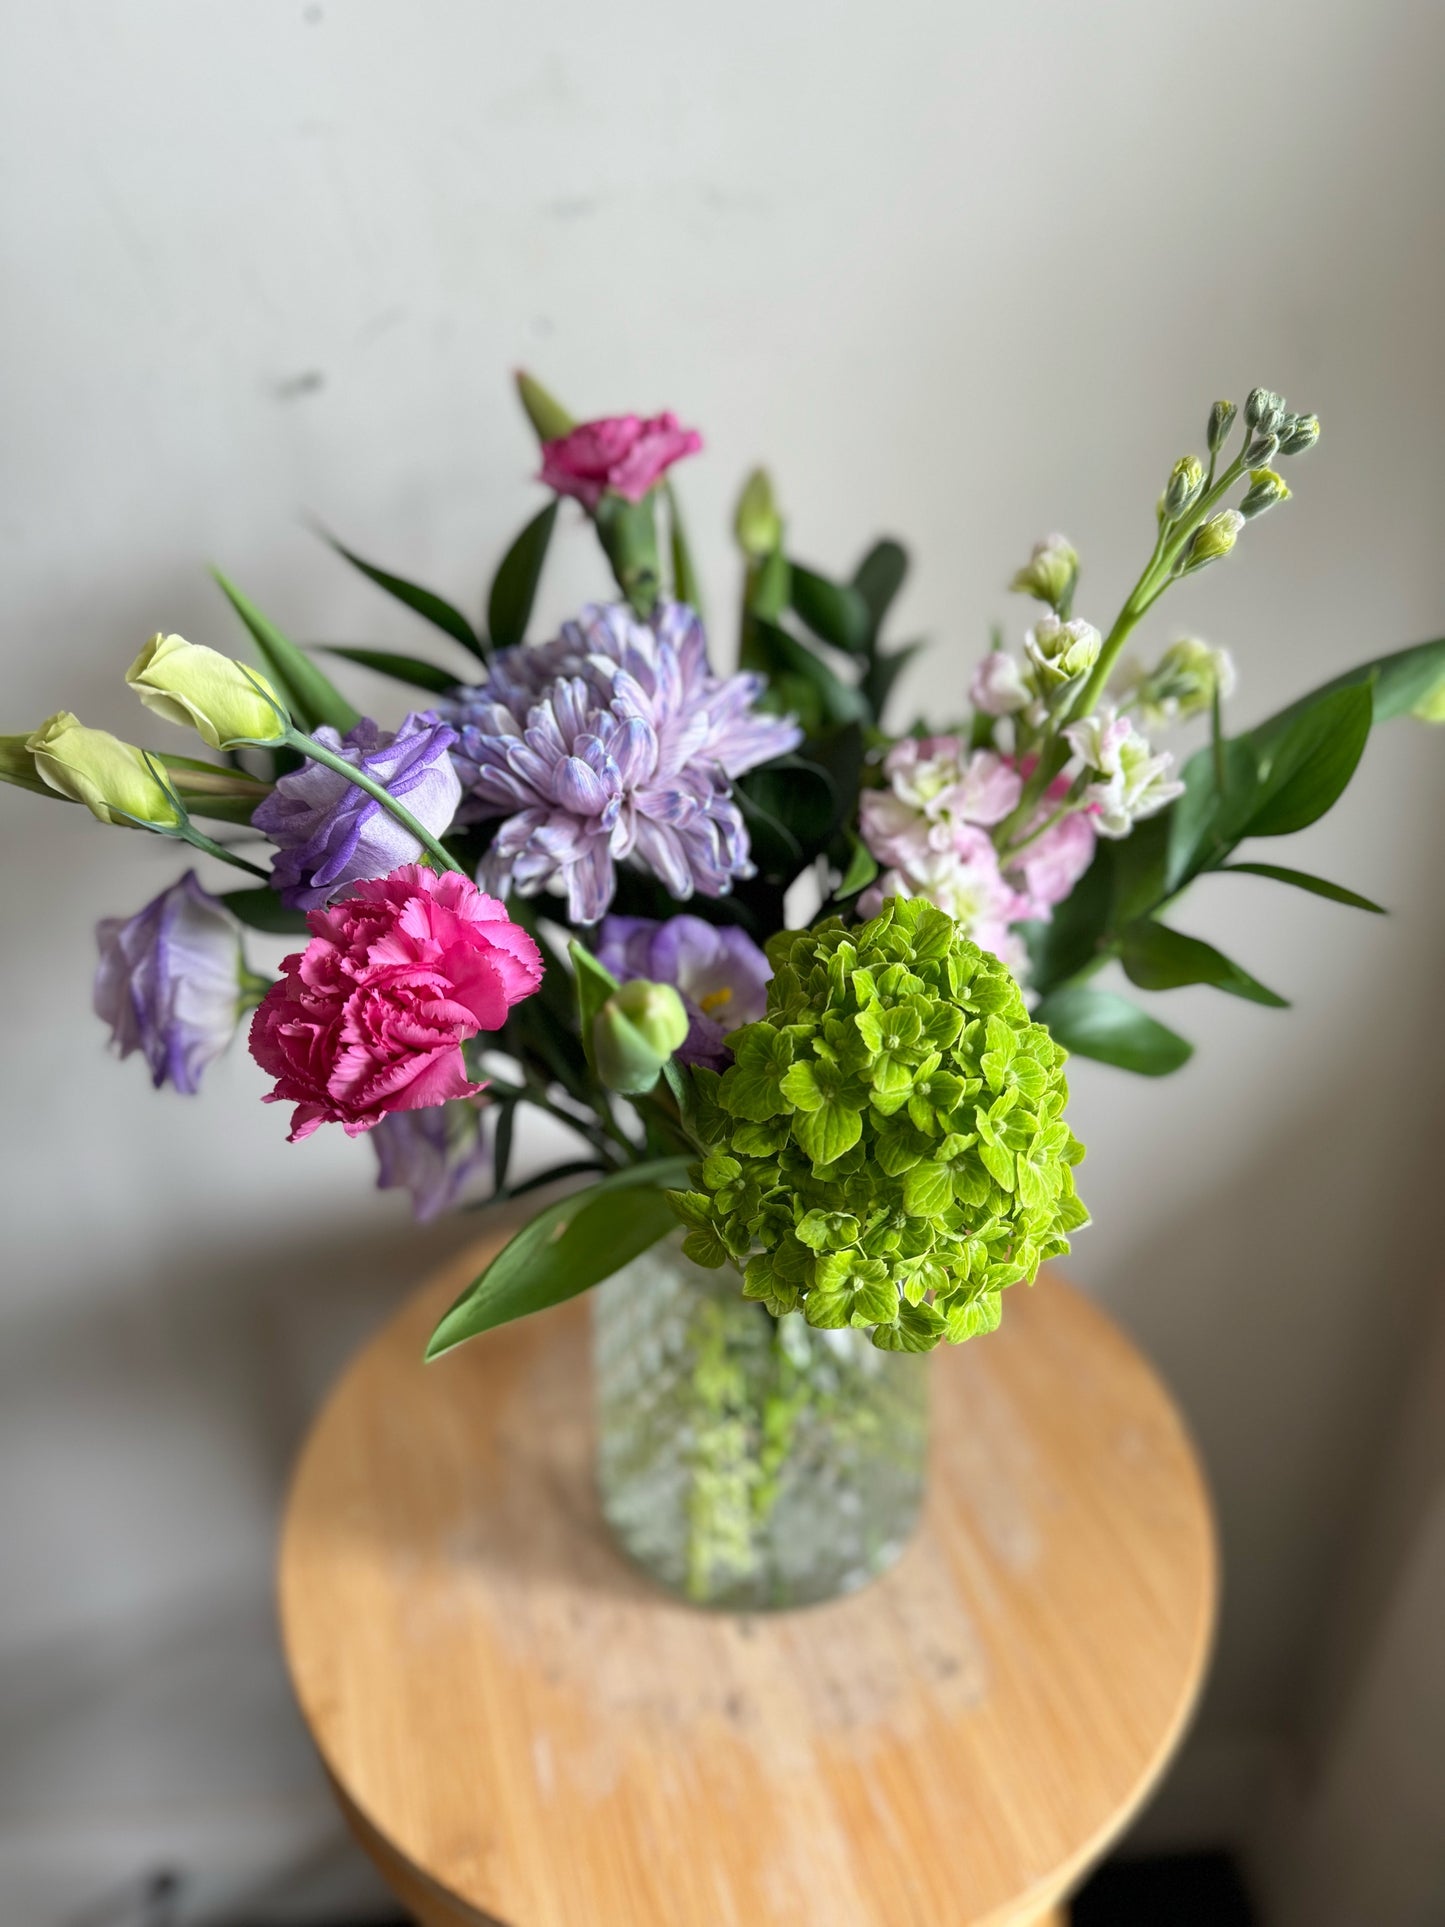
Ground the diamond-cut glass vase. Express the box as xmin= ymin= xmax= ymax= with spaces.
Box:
xmin=593 ymin=1237 xmax=930 ymax=1609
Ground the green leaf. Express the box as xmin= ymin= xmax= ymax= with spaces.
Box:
xmin=1033 ymin=985 xmax=1193 ymax=1077
xmin=568 ymin=939 xmax=620 ymax=1071
xmin=794 ymin=1102 xmax=863 ymax=1167
xmin=666 ymin=483 xmax=704 ymax=616
xmin=316 ymin=647 xmax=460 ymax=696
xmin=1218 ymin=862 xmax=1385 ymax=913
xmin=486 ymin=500 xmax=559 ymax=650
xmin=851 ymin=539 xmax=908 ymax=639
xmin=836 ymin=836 xmax=879 ymax=901
xmin=514 ymin=370 xmax=576 ymax=441
xmin=1258 ymin=635 xmax=1445 ymax=730
xmin=789 ymin=562 xmax=873 ymax=655
xmin=220 ymin=886 xmax=310 ymax=935
xmin=744 ymin=618 xmax=868 ymax=733
xmin=1019 ymin=843 xmax=1113 ymax=995
xmin=322 ymin=534 xmax=484 ymax=661
xmin=425 ymin=1158 xmax=691 ymax=1358
xmin=1121 ymin=920 xmax=1288 ymax=1008
xmin=213 ymin=573 xmax=361 ymax=735
xmin=864 ymin=639 xmax=923 ymax=721
xmin=1236 ymin=682 xmax=1373 ymax=839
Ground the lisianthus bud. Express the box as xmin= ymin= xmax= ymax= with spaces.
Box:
xmin=1412 ymin=671 xmax=1445 ymax=723
xmin=127 ymin=634 xmax=288 ymax=749
xmin=1181 ymin=510 xmax=1244 ymax=574
xmin=734 ymin=468 xmax=783 ymax=559
xmin=1162 ymin=456 xmax=1205 ymax=521
xmin=1023 ymin=612 xmax=1102 ymax=690
xmin=1207 ymin=399 xmax=1237 ymax=454
xmin=593 ymin=979 xmax=689 ymax=1094
xmin=1240 ymin=467 xmax=1291 ymax=520
xmin=26 ymin=713 xmax=183 ymax=828
xmin=1278 ymin=412 xmax=1320 ymax=457
xmin=1009 ymin=533 xmax=1078 ymax=609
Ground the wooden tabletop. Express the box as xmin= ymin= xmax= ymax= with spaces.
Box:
xmin=279 ymin=1242 xmax=1216 ymax=1927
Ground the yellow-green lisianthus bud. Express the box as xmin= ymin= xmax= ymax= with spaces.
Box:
xmin=593 ymin=979 xmax=690 ymax=1095
xmin=0 ymin=735 xmax=52 ymax=798
xmin=1240 ymin=467 xmax=1291 ymax=520
xmin=1207 ymin=399 xmax=1237 ymax=455
xmin=1162 ymin=455 xmax=1205 ymax=521
xmin=1182 ymin=510 xmax=1244 ymax=574
xmin=1009 ymin=533 xmax=1078 ymax=609
xmin=1411 ymin=671 xmax=1445 ymax=723
xmin=1278 ymin=412 xmax=1320 ymax=457
xmin=734 ymin=468 xmax=784 ymax=559
xmin=25 ymin=713 xmax=183 ymax=828
xmin=126 ymin=634 xmax=288 ymax=749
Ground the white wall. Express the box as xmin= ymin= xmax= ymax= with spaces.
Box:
xmin=2 ymin=2 xmax=1443 ymax=1920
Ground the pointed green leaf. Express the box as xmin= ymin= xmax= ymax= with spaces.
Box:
xmin=220 ymin=886 xmax=310 ymax=934
xmin=1236 ymin=681 xmax=1373 ymax=838
xmin=213 ymin=573 xmax=361 ymax=734
xmin=836 ymin=836 xmax=879 ymax=901
xmin=1033 ymin=985 xmax=1193 ymax=1077
xmin=789 ymin=562 xmax=872 ymax=655
xmin=514 ymin=371 xmax=576 ymax=442
xmin=665 ymin=482 xmax=704 ymax=617
xmin=850 ymin=539 xmax=908 ymax=640
xmin=1219 ymin=863 xmax=1385 ymax=913
xmin=1257 ymin=635 xmax=1445 ymax=730
xmin=487 ymin=500 xmax=559 ymax=650
xmin=317 ymin=647 xmax=460 ymax=696
xmin=322 ymin=535 xmax=484 ymax=660
xmin=744 ymin=617 xmax=868 ymax=732
xmin=1121 ymin=920 xmax=1288 ymax=1008
xmin=425 ymin=1158 xmax=691 ymax=1358
xmin=864 ymin=639 xmax=924 ymax=721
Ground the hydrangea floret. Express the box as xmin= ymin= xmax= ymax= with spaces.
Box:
xmin=668 ymin=898 xmax=1088 ymax=1353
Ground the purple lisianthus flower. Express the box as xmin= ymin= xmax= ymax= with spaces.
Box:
xmin=595 ymin=913 xmax=771 ymax=1069
xmin=94 ymin=870 xmax=245 ymax=1093
xmin=443 ymin=603 xmax=800 ymax=924
xmin=251 ymin=710 xmax=462 ymax=912
xmin=371 ymin=1098 xmax=492 ymax=1222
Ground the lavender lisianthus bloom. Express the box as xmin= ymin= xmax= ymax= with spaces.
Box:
xmin=251 ymin=711 xmax=462 ymax=911
xmin=443 ymin=603 xmax=800 ymax=924
xmin=94 ymin=870 xmax=246 ymax=1093
xmin=371 ymin=1099 xmax=492 ymax=1222
xmin=595 ymin=913 xmax=771 ymax=1069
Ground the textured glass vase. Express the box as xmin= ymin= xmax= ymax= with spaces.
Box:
xmin=593 ymin=1237 xmax=930 ymax=1609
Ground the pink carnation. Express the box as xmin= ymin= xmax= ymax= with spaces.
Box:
xmin=539 ymin=412 xmax=703 ymax=510
xmin=248 ymin=865 xmax=542 ymax=1142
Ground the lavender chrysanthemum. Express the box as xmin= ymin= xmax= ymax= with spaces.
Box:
xmin=251 ymin=710 xmax=462 ymax=912
xmin=443 ymin=602 xmax=800 ymax=923
xmin=595 ymin=913 xmax=771 ymax=1069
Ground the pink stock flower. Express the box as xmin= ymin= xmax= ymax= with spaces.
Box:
xmin=248 ymin=866 xmax=542 ymax=1142
xmin=539 ymin=413 xmax=703 ymax=510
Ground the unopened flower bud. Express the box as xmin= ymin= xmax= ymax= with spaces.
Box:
xmin=1116 ymin=636 xmax=1236 ymax=730
xmin=593 ymin=978 xmax=689 ymax=1094
xmin=1010 ymin=533 xmax=1078 ymax=609
xmin=1023 ymin=612 xmax=1102 ymax=689
xmin=1245 ymin=387 xmax=1285 ymax=432
xmin=1240 ymin=467 xmax=1291 ymax=520
xmin=969 ymin=650 xmax=1031 ymax=717
xmin=26 ymin=713 xmax=184 ymax=829
xmin=127 ymin=635 xmax=289 ymax=750
xmin=1181 ymin=509 xmax=1244 ymax=573
xmin=1162 ymin=455 xmax=1205 ymax=521
xmin=1244 ymin=431 xmax=1280 ymax=466
xmin=1207 ymin=399 xmax=1237 ymax=454
xmin=734 ymin=468 xmax=783 ymax=559
xmin=1278 ymin=412 xmax=1320 ymax=457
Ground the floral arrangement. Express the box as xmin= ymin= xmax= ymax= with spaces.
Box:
xmin=7 ymin=375 xmax=1441 ymax=1369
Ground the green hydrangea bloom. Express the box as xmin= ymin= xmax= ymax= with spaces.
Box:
xmin=668 ymin=897 xmax=1089 ymax=1352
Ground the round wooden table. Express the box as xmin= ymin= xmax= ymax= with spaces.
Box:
xmin=279 ymin=1242 xmax=1216 ymax=1927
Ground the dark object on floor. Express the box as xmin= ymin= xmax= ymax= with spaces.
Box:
xmin=1073 ymin=1849 xmax=1256 ymax=1925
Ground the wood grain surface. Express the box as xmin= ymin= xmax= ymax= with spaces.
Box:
xmin=278 ymin=1244 xmax=1216 ymax=1927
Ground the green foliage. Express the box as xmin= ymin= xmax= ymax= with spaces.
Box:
xmin=425 ymin=1158 xmax=691 ymax=1358
xmin=789 ymin=563 xmax=872 ymax=655
xmin=1031 ymin=986 xmax=1193 ymax=1076
xmin=316 ymin=647 xmax=460 ymax=696
xmin=323 ymin=534 xmax=485 ymax=661
xmin=487 ymin=500 xmax=558 ymax=650
xmin=213 ymin=573 xmax=360 ymax=735
xmin=1120 ymin=919 xmax=1287 ymax=1008
xmin=220 ymin=886 xmax=310 ymax=935
xmin=670 ymin=897 xmax=1087 ymax=1352
xmin=1219 ymin=863 xmax=1384 ymax=913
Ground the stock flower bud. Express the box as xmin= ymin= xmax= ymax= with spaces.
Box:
xmin=593 ymin=978 xmax=690 ymax=1094
xmin=25 ymin=713 xmax=183 ymax=828
xmin=734 ymin=468 xmax=784 ymax=559
xmin=127 ymin=634 xmax=288 ymax=749
xmin=1278 ymin=412 xmax=1320 ymax=457
xmin=1245 ymin=387 xmax=1285 ymax=433
xmin=1023 ymin=612 xmax=1101 ymax=689
xmin=1162 ymin=455 xmax=1205 ymax=520
xmin=1009 ymin=533 xmax=1078 ymax=609
xmin=1115 ymin=637 xmax=1236 ymax=731
xmin=1207 ymin=399 xmax=1237 ymax=454
xmin=1244 ymin=431 xmax=1280 ymax=466
xmin=1240 ymin=467 xmax=1291 ymax=520
xmin=1181 ymin=510 xmax=1244 ymax=573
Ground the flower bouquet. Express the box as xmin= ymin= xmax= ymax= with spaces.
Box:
xmin=7 ymin=375 xmax=1440 ymax=1608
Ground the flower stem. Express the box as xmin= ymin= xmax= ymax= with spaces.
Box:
xmin=175 ymin=824 xmax=273 ymax=880
xmin=284 ymin=727 xmax=466 ymax=876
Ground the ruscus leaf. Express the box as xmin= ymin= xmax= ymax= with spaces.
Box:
xmin=487 ymin=500 xmax=559 ymax=650
xmin=213 ymin=573 xmax=361 ymax=735
xmin=1032 ymin=985 xmax=1194 ymax=1077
